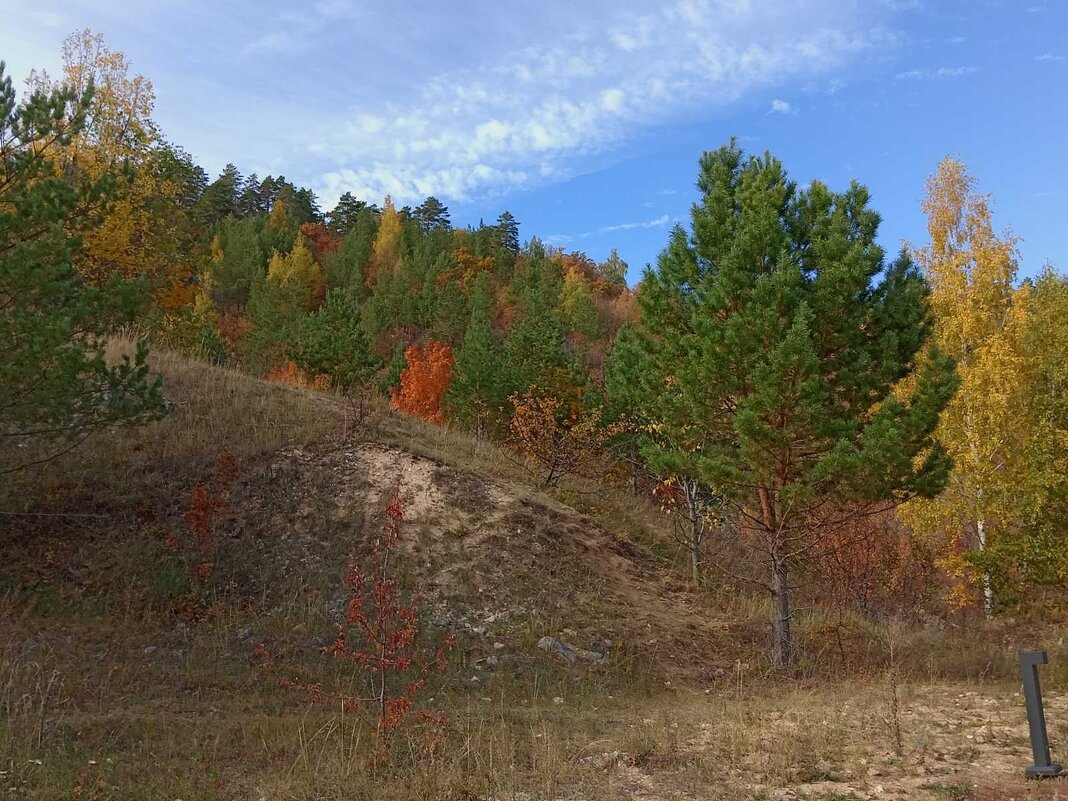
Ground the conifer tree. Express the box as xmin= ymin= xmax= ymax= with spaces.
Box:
xmin=446 ymin=275 xmax=503 ymax=438
xmin=293 ymin=290 xmax=379 ymax=391
xmin=326 ymin=192 xmax=376 ymax=236
xmin=379 ymin=342 xmax=408 ymax=397
xmin=624 ymin=141 xmax=957 ymax=667
xmin=413 ymin=196 xmax=451 ymax=232
xmin=210 ymin=216 xmax=265 ymax=309
xmin=1 ymin=62 xmax=161 ymax=473
xmin=496 ymin=211 xmax=520 ymax=254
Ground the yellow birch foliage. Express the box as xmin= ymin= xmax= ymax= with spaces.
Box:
xmin=899 ymin=158 xmax=1066 ymax=607
xmin=29 ymin=30 xmax=185 ymax=289
xmin=266 ymin=234 xmax=323 ymax=310
xmin=369 ymin=195 xmax=403 ymax=285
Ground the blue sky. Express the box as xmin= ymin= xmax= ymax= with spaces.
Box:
xmin=2 ymin=0 xmax=1066 ymax=282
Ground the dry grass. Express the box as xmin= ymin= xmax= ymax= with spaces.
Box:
xmin=2 ymin=341 xmax=1065 ymax=800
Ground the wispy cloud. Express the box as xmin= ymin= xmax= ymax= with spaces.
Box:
xmin=1035 ymin=53 xmax=1065 ymax=62
xmin=895 ymin=65 xmax=976 ymax=80
xmin=546 ymin=214 xmax=673 ymax=244
xmin=311 ymin=0 xmax=895 ymax=204
xmin=770 ymin=98 xmax=794 ymax=114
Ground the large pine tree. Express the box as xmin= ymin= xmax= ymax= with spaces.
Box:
xmin=623 ymin=141 xmax=957 ymax=667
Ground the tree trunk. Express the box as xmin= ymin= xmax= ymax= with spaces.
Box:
xmin=770 ymin=556 xmax=794 ymax=669
xmin=759 ymin=484 xmax=795 ymax=669
xmin=975 ymin=516 xmax=993 ymax=616
xmin=683 ymin=479 xmax=703 ymax=586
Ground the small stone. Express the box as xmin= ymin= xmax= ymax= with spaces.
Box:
xmin=494 ymin=642 xmax=505 ymax=651
xmin=552 ymin=696 xmax=564 ymax=705
xmin=143 ymin=646 xmax=157 ymax=655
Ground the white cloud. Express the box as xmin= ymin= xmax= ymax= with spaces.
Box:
xmin=547 ymin=214 xmax=674 ymax=244
xmin=1035 ymin=53 xmax=1065 ymax=62
xmin=770 ymin=98 xmax=794 ymax=114
xmin=895 ymin=65 xmax=976 ymax=80
xmin=312 ymin=0 xmax=894 ymax=204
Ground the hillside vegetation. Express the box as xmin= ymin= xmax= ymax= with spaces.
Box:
xmin=3 ymin=27 xmax=1068 ymax=801
xmin=3 ymin=345 xmax=1067 ymax=800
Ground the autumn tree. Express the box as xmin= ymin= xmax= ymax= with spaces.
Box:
xmin=266 ymin=233 xmax=323 ymax=311
xmin=624 ymin=142 xmax=956 ymax=668
xmin=1 ymin=62 xmax=161 ymax=473
xmin=899 ymin=159 xmax=1068 ymax=612
xmin=391 ymin=341 xmax=455 ymax=424
xmin=29 ymin=30 xmax=192 ymax=291
xmin=559 ymin=265 xmax=600 ymax=339
xmin=509 ymin=392 xmax=619 ymax=487
xmin=368 ymin=195 xmax=403 ymax=286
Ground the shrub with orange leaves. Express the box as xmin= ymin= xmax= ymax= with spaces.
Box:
xmin=181 ymin=451 xmax=237 ymax=582
xmin=217 ymin=311 xmax=254 ymax=359
xmin=391 ymin=341 xmax=454 ymax=424
xmin=281 ymin=488 xmax=456 ymax=755
xmin=298 ymin=222 xmax=341 ymax=262
xmin=508 ymin=391 xmax=621 ymax=487
xmin=266 ymin=359 xmax=331 ymax=390
xmin=804 ymin=504 xmax=942 ymax=620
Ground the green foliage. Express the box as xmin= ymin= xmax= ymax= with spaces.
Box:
xmin=211 ymin=216 xmax=265 ymax=308
xmin=619 ymin=140 xmax=957 ymax=665
xmin=445 ymin=275 xmax=504 ymax=436
xmin=293 ymin=290 xmax=380 ymax=391
xmin=0 ymin=61 xmax=162 ymax=473
xmin=240 ymin=272 xmax=304 ymax=375
xmin=379 ymin=342 xmax=408 ymax=398
xmin=324 ymin=208 xmax=377 ymax=295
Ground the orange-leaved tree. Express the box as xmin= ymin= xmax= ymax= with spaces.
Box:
xmin=391 ymin=341 xmax=454 ymax=423
xmin=509 ymin=391 xmax=620 ymax=487
xmin=278 ymin=489 xmax=456 ymax=756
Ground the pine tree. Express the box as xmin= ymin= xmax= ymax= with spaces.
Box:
xmin=378 ymin=342 xmax=408 ymax=398
xmin=293 ymin=290 xmax=379 ymax=391
xmin=327 ymin=192 xmax=377 ymax=236
xmin=1 ymin=62 xmax=162 ymax=473
xmin=413 ymin=196 xmax=451 ymax=232
xmin=496 ymin=211 xmax=520 ymax=253
xmin=446 ymin=275 xmax=503 ymax=438
xmin=196 ymin=163 xmax=242 ymax=225
xmin=625 ymin=141 xmax=957 ymax=667
xmin=211 ymin=216 xmax=266 ymax=309
xmin=236 ymin=173 xmax=265 ymax=217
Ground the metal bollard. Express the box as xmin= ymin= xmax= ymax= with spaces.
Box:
xmin=1020 ymin=650 xmax=1062 ymax=778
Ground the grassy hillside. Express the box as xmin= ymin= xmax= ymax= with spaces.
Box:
xmin=2 ymin=343 xmax=1065 ymax=800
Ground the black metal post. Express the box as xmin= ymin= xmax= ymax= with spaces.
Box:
xmin=1020 ymin=650 xmax=1062 ymax=778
